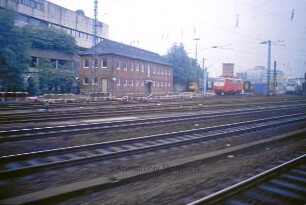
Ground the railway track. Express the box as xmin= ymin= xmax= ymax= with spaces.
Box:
xmin=0 ymin=95 xmax=302 ymax=112
xmin=0 ymin=113 xmax=304 ymax=179
xmin=188 ymin=153 xmax=306 ymax=205
xmin=0 ymin=104 xmax=304 ymax=142
xmin=1 ymin=100 xmax=305 ymax=124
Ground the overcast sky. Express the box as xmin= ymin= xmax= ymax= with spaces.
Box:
xmin=48 ymin=0 xmax=306 ymax=78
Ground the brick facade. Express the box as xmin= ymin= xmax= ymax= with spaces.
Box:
xmin=80 ymin=55 xmax=173 ymax=96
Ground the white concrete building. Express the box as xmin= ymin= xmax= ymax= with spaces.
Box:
xmin=0 ymin=0 xmax=109 ymax=49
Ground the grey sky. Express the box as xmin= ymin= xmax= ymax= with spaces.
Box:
xmin=48 ymin=0 xmax=306 ymax=78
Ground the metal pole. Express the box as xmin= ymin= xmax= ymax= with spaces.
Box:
xmin=92 ymin=0 xmax=98 ymax=93
xmin=203 ymin=58 xmax=207 ymax=96
xmin=267 ymin=40 xmax=271 ymax=96
xmin=193 ymin=38 xmax=200 ymax=87
xmin=273 ymin=61 xmax=276 ymax=95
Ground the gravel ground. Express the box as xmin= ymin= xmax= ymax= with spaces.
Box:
xmin=0 ymin=108 xmax=303 ymax=155
xmin=0 ymin=123 xmax=304 ymax=199
xmin=56 ymin=135 xmax=306 ymax=205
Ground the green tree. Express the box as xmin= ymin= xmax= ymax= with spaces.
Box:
xmin=38 ymin=58 xmax=75 ymax=93
xmin=27 ymin=76 xmax=38 ymax=96
xmin=164 ymin=43 xmax=204 ymax=86
xmin=164 ymin=43 xmax=193 ymax=84
xmin=0 ymin=9 xmax=30 ymax=91
xmin=24 ymin=26 xmax=79 ymax=55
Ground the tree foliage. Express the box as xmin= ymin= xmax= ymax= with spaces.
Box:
xmin=0 ymin=9 xmax=30 ymax=91
xmin=38 ymin=59 xmax=75 ymax=93
xmin=164 ymin=43 xmax=203 ymax=85
xmin=0 ymin=8 xmax=79 ymax=93
xmin=24 ymin=26 xmax=79 ymax=55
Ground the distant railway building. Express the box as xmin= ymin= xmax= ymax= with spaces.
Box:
xmin=79 ymin=39 xmax=174 ymax=96
xmin=222 ymin=63 xmax=234 ymax=78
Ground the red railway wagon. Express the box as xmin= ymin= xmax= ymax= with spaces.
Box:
xmin=213 ymin=77 xmax=243 ymax=95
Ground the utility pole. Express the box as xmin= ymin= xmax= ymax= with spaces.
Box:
xmin=261 ymin=40 xmax=271 ymax=96
xmin=203 ymin=58 xmax=207 ymax=96
xmin=193 ymin=38 xmax=200 ymax=87
xmin=273 ymin=61 xmax=277 ymax=95
xmin=92 ymin=0 xmax=98 ymax=93
xmin=260 ymin=40 xmax=284 ymax=96
xmin=267 ymin=40 xmax=271 ymax=96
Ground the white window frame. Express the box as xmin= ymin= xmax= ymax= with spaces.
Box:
xmin=83 ymin=59 xmax=89 ymax=68
xmin=83 ymin=77 xmax=89 ymax=85
xmin=117 ymin=61 xmax=121 ymax=70
xmin=135 ymin=80 xmax=139 ymax=86
xmin=101 ymin=58 xmax=107 ymax=68
xmin=123 ymin=62 xmax=128 ymax=71
xmin=147 ymin=65 xmax=150 ymax=77
xmin=124 ymin=79 xmax=128 ymax=87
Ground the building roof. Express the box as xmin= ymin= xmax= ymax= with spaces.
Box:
xmin=80 ymin=38 xmax=172 ymax=66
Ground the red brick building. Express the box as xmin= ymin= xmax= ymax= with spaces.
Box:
xmin=79 ymin=39 xmax=173 ymax=96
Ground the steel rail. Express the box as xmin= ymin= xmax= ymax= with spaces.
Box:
xmin=0 ymin=114 xmax=304 ymax=179
xmin=187 ymin=154 xmax=306 ymax=205
xmin=0 ymin=105 xmax=304 ymax=142
xmin=0 ymin=101 xmax=305 ymax=124
xmin=0 ymin=96 xmax=303 ymax=111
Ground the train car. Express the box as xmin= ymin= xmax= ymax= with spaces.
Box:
xmin=188 ymin=82 xmax=198 ymax=92
xmin=286 ymin=83 xmax=298 ymax=94
xmin=213 ymin=77 xmax=243 ymax=95
xmin=286 ymin=78 xmax=305 ymax=95
xmin=243 ymin=81 xmax=253 ymax=92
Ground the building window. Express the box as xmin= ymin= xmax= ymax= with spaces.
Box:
xmin=101 ymin=58 xmax=107 ymax=68
xmin=116 ymin=79 xmax=120 ymax=86
xmin=83 ymin=59 xmax=89 ymax=68
xmin=136 ymin=64 xmax=139 ymax=71
xmin=135 ymin=80 xmax=139 ymax=86
xmin=93 ymin=78 xmax=97 ymax=85
xmin=30 ymin=56 xmax=37 ymax=67
xmin=19 ymin=0 xmax=44 ymax=11
xmin=92 ymin=59 xmax=97 ymax=68
xmin=130 ymin=80 xmax=134 ymax=86
xmin=147 ymin=65 xmax=150 ymax=77
xmin=117 ymin=61 xmax=121 ymax=70
xmin=161 ymin=69 xmax=164 ymax=75
xmin=141 ymin=64 xmax=144 ymax=72
xmin=123 ymin=62 xmax=128 ymax=71
xmin=157 ymin=81 xmax=160 ymax=87
xmin=153 ymin=67 xmax=156 ymax=74
xmin=141 ymin=80 xmax=144 ymax=86
xmin=123 ymin=79 xmax=128 ymax=86
xmin=130 ymin=63 xmax=134 ymax=71
xmin=83 ymin=77 xmax=89 ymax=85
xmin=153 ymin=81 xmax=156 ymax=87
